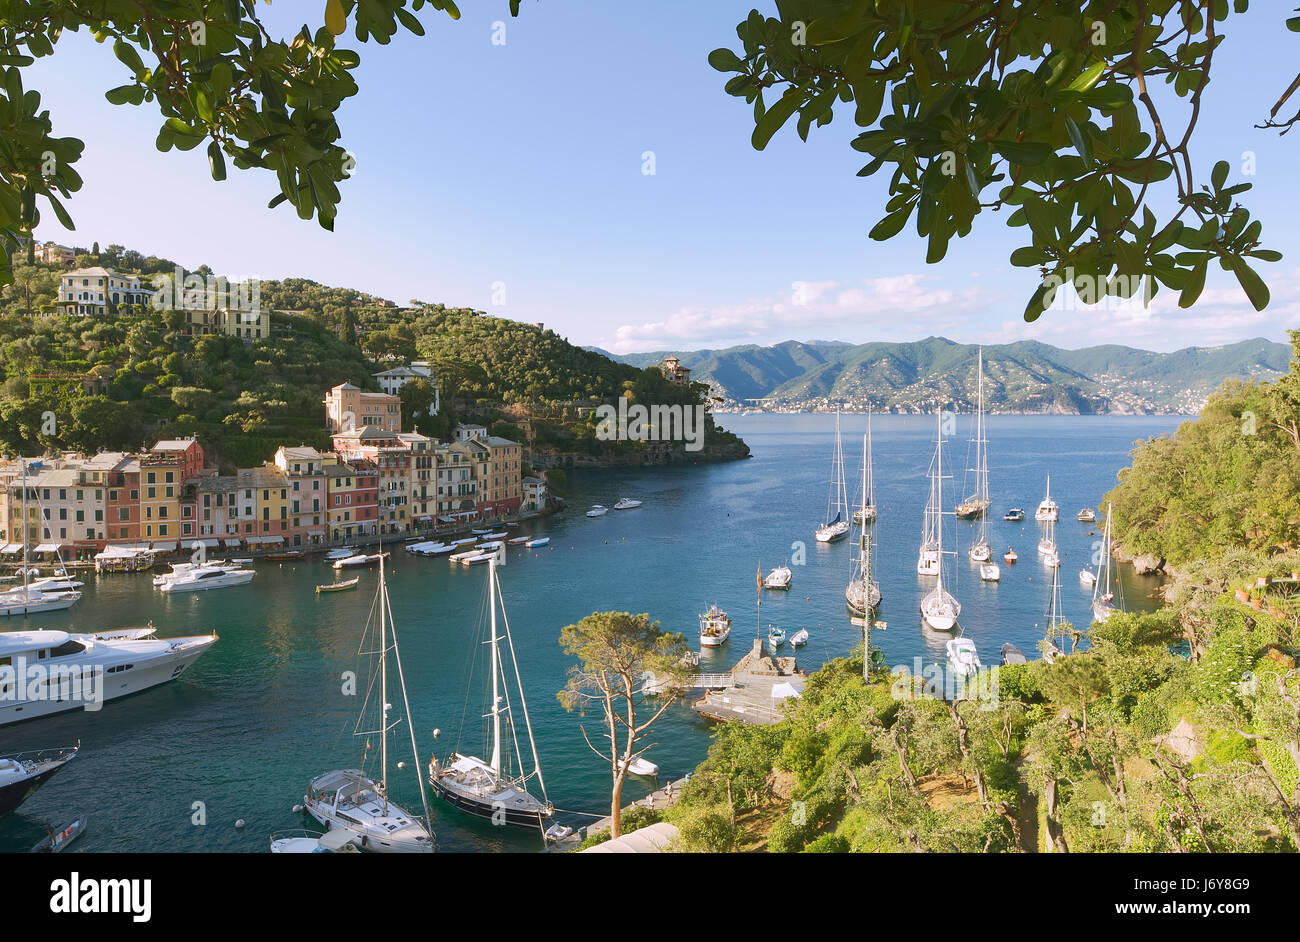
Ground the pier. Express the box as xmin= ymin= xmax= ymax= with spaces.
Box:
xmin=691 ymin=638 xmax=806 ymax=727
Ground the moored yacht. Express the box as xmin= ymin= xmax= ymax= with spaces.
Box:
xmin=0 ymin=628 xmax=217 ymax=726
xmin=613 ymin=498 xmax=642 ymax=510
xmin=0 ymin=745 xmax=78 ymax=816
xmin=157 ymin=563 xmax=255 ymax=593
xmin=764 ymin=566 xmax=792 ymax=590
xmin=1035 ymin=476 xmax=1059 ymax=522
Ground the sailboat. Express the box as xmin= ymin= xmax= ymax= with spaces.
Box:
xmin=1091 ymin=503 xmax=1123 ymax=623
xmin=920 ymin=413 xmax=961 ymax=631
xmin=303 ymin=557 xmax=433 ymax=853
xmin=816 ymin=411 xmax=851 ymax=543
xmin=1042 ymin=557 xmax=1070 ymax=662
xmin=428 ymin=559 xmax=554 ymax=832
xmin=1035 ymin=474 xmax=1059 ymax=521
xmin=1037 ymin=510 xmax=1060 ymax=568
xmin=0 ymin=460 xmax=83 ymax=617
xmin=846 ymin=427 xmax=881 ymax=616
xmin=852 ymin=407 xmax=877 ymax=525
xmin=956 ymin=348 xmax=992 ymax=527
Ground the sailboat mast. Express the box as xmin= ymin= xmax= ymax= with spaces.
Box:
xmin=20 ymin=458 xmax=28 ymax=596
xmin=379 ymin=554 xmax=390 ymax=815
xmin=866 ymin=406 xmax=875 ymax=506
xmin=495 ymin=566 xmax=549 ymax=800
xmin=489 ymin=559 xmax=502 ymax=775
xmin=935 ymin=411 xmax=944 ymax=595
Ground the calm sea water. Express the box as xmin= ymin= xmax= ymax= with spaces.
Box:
xmin=0 ymin=414 xmax=1181 ymax=853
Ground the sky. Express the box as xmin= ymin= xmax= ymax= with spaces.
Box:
xmin=26 ymin=1 xmax=1300 ymax=355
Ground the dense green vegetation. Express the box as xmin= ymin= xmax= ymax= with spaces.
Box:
xmin=1104 ymin=330 xmax=1300 ymax=567
xmin=0 ymin=252 xmax=743 ymax=467
xmin=668 ymin=602 xmax=1300 ymax=852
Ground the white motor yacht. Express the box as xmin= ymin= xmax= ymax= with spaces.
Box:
xmin=613 ymin=498 xmax=642 ymax=510
xmin=158 ymin=563 xmax=255 ymax=593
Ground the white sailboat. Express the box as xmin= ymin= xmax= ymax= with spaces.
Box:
xmin=846 ymin=427 xmax=881 ymax=616
xmin=303 ymin=557 xmax=433 ymax=853
xmin=852 ymin=406 xmax=877 ymax=525
xmin=957 ymin=348 xmax=992 ymax=529
xmin=1042 ymin=556 xmax=1070 ymax=662
xmin=816 ymin=411 xmax=851 ymax=543
xmin=1035 ymin=474 xmax=1059 ymax=521
xmin=1091 ymin=503 xmax=1122 ymax=623
xmin=0 ymin=460 xmax=82 ymax=617
xmin=920 ymin=413 xmax=961 ymax=631
xmin=429 ymin=559 xmax=553 ymax=832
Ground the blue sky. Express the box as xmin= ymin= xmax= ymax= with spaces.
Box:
xmin=28 ymin=1 xmax=1300 ymax=354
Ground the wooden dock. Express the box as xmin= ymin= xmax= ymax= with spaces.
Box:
xmin=691 ymin=638 xmax=806 ymax=726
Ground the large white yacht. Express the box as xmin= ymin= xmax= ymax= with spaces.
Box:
xmin=157 ymin=563 xmax=256 ymax=593
xmin=0 ymin=627 xmax=218 ymax=726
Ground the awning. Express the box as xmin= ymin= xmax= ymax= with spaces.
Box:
xmin=306 ymin=529 xmax=325 ymax=536
xmin=245 ymin=535 xmax=285 ymax=545
xmin=197 ymin=538 xmax=220 ymax=548
xmin=0 ymin=544 xmax=22 ymax=554
xmin=33 ymin=543 xmax=63 ymax=553
xmin=223 ymin=538 xmax=242 ymax=547
xmin=151 ymin=541 xmax=178 ymax=551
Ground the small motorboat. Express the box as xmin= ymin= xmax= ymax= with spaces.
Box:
xmin=544 ymin=822 xmax=574 ymax=842
xmin=332 ymin=552 xmax=388 ymax=570
xmin=945 ymin=638 xmax=982 ymax=678
xmin=699 ymin=605 xmax=731 ymax=647
xmin=317 ymin=578 xmax=360 ymax=594
xmin=266 ymin=550 xmax=304 ymax=561
xmin=481 ymin=532 xmax=508 ymax=540
xmin=613 ymin=498 xmax=643 ymax=510
xmin=623 ymin=756 xmax=659 ymax=777
xmin=586 ymin=505 xmax=608 ymax=517
xmin=32 ymin=815 xmax=87 ymax=854
xmin=472 ymin=528 xmax=491 ymax=535
xmin=477 ymin=541 xmax=505 ymax=551
xmin=1077 ymin=508 xmax=1097 ymax=523
xmin=270 ymin=829 xmax=360 ymax=854
xmin=459 ymin=553 xmax=494 ymax=566
xmin=448 ymin=550 xmax=480 ymax=563
xmin=1000 ymin=643 xmax=1027 ymax=665
xmin=325 ymin=547 xmax=355 ymax=561
xmin=767 ymin=626 xmax=787 ymax=653
xmin=507 ymin=537 xmax=531 ymax=545
xmin=980 ymin=563 xmax=1001 ymax=582
xmin=525 ymin=538 xmax=550 ymax=548
xmin=789 ymin=628 xmax=809 ymax=647
xmin=451 ymin=537 xmax=479 ymax=546
xmin=1079 ymin=569 xmax=1097 ymax=587
xmin=1003 ymin=508 xmax=1025 ymax=522
xmin=1004 ymin=547 xmax=1018 ymax=564
xmin=764 ymin=566 xmax=792 ymax=589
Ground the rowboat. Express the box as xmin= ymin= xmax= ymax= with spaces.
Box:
xmin=449 ymin=550 xmax=481 ymax=563
xmin=525 ymin=538 xmax=550 ymax=548
xmin=507 ymin=537 xmax=530 ymax=545
xmin=317 ymin=578 xmax=360 ymax=593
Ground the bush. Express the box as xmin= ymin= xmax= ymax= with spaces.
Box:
xmin=669 ymin=803 xmax=737 ymax=853
xmin=802 ymin=833 xmax=849 ymax=853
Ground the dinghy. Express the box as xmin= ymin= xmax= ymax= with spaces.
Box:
xmin=32 ymin=814 xmax=87 ymax=853
xmin=316 ymin=578 xmax=360 ymax=593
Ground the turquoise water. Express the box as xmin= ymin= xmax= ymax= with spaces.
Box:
xmin=0 ymin=414 xmax=1181 ymax=853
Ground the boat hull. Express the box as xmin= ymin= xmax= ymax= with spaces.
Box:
xmin=0 ymin=759 xmax=70 ymax=816
xmin=428 ymin=777 xmax=553 ymax=829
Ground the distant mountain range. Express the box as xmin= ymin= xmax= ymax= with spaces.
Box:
xmin=585 ymin=337 xmax=1291 ymax=414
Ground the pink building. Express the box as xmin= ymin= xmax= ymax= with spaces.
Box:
xmin=323 ymin=382 xmax=402 ymax=434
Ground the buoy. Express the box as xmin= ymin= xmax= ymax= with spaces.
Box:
xmin=433 ymin=728 xmax=441 ymax=739
xmin=235 ymin=819 xmax=246 ymax=829
xmin=292 ymin=805 xmax=303 ymax=814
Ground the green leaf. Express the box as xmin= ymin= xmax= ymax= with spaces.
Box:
xmin=752 ymin=90 xmax=801 ymax=150
xmin=113 ymin=40 xmax=145 ymax=77
xmin=208 ymin=141 xmax=227 ymax=181
xmin=1023 ymin=281 xmax=1056 ymax=322
xmin=1287 ymin=15 xmax=1300 ymax=32
xmin=992 ymin=140 xmax=1050 ymax=165
xmin=1064 ymin=115 xmax=1093 ymax=169
xmin=1211 ymin=160 xmax=1229 ymax=191
xmin=1179 ymin=258 xmax=1208 ymax=308
xmin=708 ymin=48 xmax=745 ymax=72
xmin=1065 ymin=61 xmax=1105 ymax=92
xmin=1227 ymin=254 xmax=1270 ymax=311
xmin=105 ymin=84 xmax=144 ymax=106
xmin=869 ymin=205 xmax=913 ymax=241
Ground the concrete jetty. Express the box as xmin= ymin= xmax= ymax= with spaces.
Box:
xmin=691 ymin=638 xmax=806 ymax=726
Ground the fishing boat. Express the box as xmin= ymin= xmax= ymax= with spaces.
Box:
xmin=0 ymin=746 xmax=78 ymax=816
xmin=846 ymin=427 xmax=882 ymax=616
xmin=1004 ymin=547 xmax=1018 ymax=564
xmin=1003 ymin=508 xmax=1025 ymax=522
xmin=920 ymin=414 xmax=961 ymax=631
xmin=1076 ymin=508 xmax=1097 ymax=523
xmin=613 ymin=498 xmax=642 ymax=510
xmin=158 ymin=563 xmax=256 ymax=593
xmin=525 ymin=538 xmax=550 ymax=548
xmin=816 ymin=411 xmax=851 ymax=543
xmin=1035 ymin=475 xmax=1059 ymax=522
xmin=1000 ymin=643 xmax=1027 ymax=665
xmin=332 ymin=552 xmax=388 ymax=570
xmin=764 ymin=566 xmax=792 ymax=589
xmin=767 ymin=625 xmax=787 ymax=653
xmin=956 ymin=348 xmax=992 ymax=523
xmin=699 ymin=605 xmax=732 ymax=647
xmin=317 ymin=578 xmax=360 ymax=593
xmin=269 ymin=829 xmax=359 ymax=854
xmin=980 ymin=562 xmax=1001 ymax=582
xmin=429 ymin=559 xmax=554 ymax=832
xmin=586 ymin=505 xmax=608 ymax=518
xmin=945 ymin=638 xmax=981 ymax=678
xmin=789 ymin=628 xmax=809 ymax=647
xmin=1091 ymin=503 xmax=1122 ymax=623
xmin=0 ymin=629 xmax=217 ymax=726
xmin=303 ymin=557 xmax=433 ymax=853
xmin=32 ymin=814 xmax=87 ymax=853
